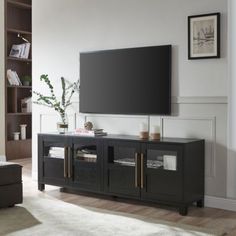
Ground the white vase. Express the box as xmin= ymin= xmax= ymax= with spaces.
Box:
xmin=13 ymin=132 xmax=20 ymax=141
xmin=20 ymin=124 xmax=27 ymax=140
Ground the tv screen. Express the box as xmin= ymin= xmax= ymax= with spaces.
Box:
xmin=80 ymin=45 xmax=171 ymax=115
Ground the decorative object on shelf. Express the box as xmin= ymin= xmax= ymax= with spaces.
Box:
xmin=21 ymin=75 xmax=32 ymax=86
xmin=9 ymin=43 xmax=31 ymax=59
xmin=57 ymin=115 xmax=69 ymax=134
xmin=150 ymin=125 xmax=160 ymax=140
xmin=139 ymin=123 xmax=148 ymax=139
xmin=84 ymin=121 xmax=93 ymax=130
xmin=20 ymin=124 xmax=27 ymax=140
xmin=17 ymin=33 xmax=30 ymax=43
xmin=188 ymin=12 xmax=220 ymax=59
xmin=33 ymin=74 xmax=79 ymax=134
xmin=21 ymin=97 xmax=32 ymax=113
xmin=13 ymin=132 xmax=20 ymax=141
xmin=163 ymin=155 xmax=177 ymax=171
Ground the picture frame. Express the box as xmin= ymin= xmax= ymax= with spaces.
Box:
xmin=188 ymin=13 xmax=220 ymax=59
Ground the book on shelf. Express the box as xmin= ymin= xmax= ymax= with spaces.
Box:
xmin=77 ymin=150 xmax=97 ymax=160
xmin=9 ymin=43 xmax=30 ymax=59
xmin=77 ymin=152 xmax=97 ymax=158
xmin=7 ymin=69 xmax=22 ymax=86
xmin=49 ymin=147 xmax=65 ymax=159
xmin=75 ymin=128 xmax=107 ymax=137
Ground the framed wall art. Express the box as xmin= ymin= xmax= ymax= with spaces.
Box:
xmin=188 ymin=13 xmax=220 ymax=59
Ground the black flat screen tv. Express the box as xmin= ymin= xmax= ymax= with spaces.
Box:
xmin=80 ymin=45 xmax=171 ymax=115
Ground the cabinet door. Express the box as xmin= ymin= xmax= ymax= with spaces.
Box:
xmin=141 ymin=143 xmax=183 ymax=202
xmin=40 ymin=135 xmax=70 ymax=186
xmin=70 ymin=138 xmax=102 ymax=191
xmin=104 ymin=140 xmax=140 ymax=197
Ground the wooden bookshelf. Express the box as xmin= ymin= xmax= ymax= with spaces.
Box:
xmin=5 ymin=0 xmax=32 ymax=160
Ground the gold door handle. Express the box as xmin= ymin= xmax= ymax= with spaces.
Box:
xmin=68 ymin=147 xmax=71 ymax=178
xmin=64 ymin=147 xmax=68 ymax=178
xmin=135 ymin=153 xmax=139 ymax=188
xmin=141 ymin=153 xmax=144 ymax=189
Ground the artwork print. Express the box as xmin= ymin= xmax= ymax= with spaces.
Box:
xmin=188 ymin=13 xmax=220 ymax=59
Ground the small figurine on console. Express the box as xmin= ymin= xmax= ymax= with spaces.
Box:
xmin=84 ymin=121 xmax=93 ymax=130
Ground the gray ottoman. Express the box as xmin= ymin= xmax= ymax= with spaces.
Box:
xmin=0 ymin=162 xmax=22 ymax=208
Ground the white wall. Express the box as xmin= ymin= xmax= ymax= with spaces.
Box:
xmin=227 ymin=0 xmax=236 ymax=198
xmin=32 ymin=0 xmax=228 ymax=197
xmin=0 ymin=0 xmax=5 ymax=159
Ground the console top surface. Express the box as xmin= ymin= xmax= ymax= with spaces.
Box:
xmin=38 ymin=133 xmax=203 ymax=144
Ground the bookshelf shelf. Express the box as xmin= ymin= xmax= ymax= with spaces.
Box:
xmin=7 ymin=28 xmax=32 ymax=35
xmin=5 ymin=0 xmax=32 ymax=160
xmin=7 ymin=85 xmax=31 ymax=89
xmin=7 ymin=57 xmax=32 ymax=62
xmin=7 ymin=112 xmax=32 ymax=116
xmin=7 ymin=138 xmax=32 ymax=143
xmin=7 ymin=0 xmax=31 ymax=10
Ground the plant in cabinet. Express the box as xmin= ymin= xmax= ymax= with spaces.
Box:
xmin=33 ymin=74 xmax=79 ymax=133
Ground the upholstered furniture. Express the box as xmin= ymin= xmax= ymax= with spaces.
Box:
xmin=0 ymin=162 xmax=22 ymax=208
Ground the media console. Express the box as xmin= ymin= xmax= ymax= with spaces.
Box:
xmin=38 ymin=133 xmax=204 ymax=215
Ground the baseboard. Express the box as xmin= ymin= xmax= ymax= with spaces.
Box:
xmin=205 ymin=195 xmax=236 ymax=211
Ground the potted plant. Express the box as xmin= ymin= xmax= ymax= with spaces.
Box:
xmin=34 ymin=74 xmax=79 ymax=133
xmin=21 ymin=75 xmax=32 ymax=86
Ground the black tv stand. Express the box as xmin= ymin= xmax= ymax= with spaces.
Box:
xmin=38 ymin=133 xmax=204 ymax=215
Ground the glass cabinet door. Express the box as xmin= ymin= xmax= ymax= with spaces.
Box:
xmin=71 ymin=138 xmax=101 ymax=191
xmin=108 ymin=145 xmax=137 ymax=167
xmin=141 ymin=143 xmax=183 ymax=202
xmin=105 ymin=141 xmax=140 ymax=197
xmin=41 ymin=137 xmax=70 ymax=186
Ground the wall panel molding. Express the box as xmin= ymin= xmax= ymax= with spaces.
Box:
xmin=172 ymin=96 xmax=228 ymax=104
xmin=161 ymin=116 xmax=217 ymax=178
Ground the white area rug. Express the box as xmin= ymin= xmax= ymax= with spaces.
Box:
xmin=0 ymin=196 xmax=220 ymax=236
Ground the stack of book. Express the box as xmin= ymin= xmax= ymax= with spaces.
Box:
xmin=49 ymin=147 xmax=64 ymax=159
xmin=76 ymin=150 xmax=97 ymax=162
xmin=7 ymin=69 xmax=22 ymax=86
xmin=75 ymin=128 xmax=107 ymax=137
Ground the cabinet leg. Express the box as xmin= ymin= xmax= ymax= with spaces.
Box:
xmin=179 ymin=206 xmax=188 ymax=216
xmin=38 ymin=183 xmax=45 ymax=191
xmin=197 ymin=199 xmax=204 ymax=208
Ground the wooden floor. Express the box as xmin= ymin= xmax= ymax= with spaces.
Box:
xmin=16 ymin=158 xmax=236 ymax=235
